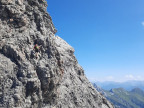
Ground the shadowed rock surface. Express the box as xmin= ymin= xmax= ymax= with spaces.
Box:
xmin=0 ymin=0 xmax=114 ymax=108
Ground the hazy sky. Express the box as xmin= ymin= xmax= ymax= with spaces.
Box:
xmin=47 ymin=0 xmax=144 ymax=82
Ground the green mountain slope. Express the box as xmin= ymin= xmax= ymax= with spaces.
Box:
xmin=104 ymin=88 xmax=144 ymax=108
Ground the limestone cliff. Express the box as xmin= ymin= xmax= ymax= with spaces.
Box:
xmin=0 ymin=0 xmax=114 ymax=108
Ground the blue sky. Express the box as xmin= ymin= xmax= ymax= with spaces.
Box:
xmin=47 ymin=0 xmax=144 ymax=82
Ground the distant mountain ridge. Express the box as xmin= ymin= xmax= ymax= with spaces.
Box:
xmin=93 ymin=84 xmax=144 ymax=108
xmin=94 ymin=80 xmax=144 ymax=91
xmin=106 ymin=88 xmax=144 ymax=108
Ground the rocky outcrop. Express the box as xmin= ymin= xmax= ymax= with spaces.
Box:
xmin=93 ymin=83 xmax=107 ymax=97
xmin=0 ymin=0 xmax=114 ymax=108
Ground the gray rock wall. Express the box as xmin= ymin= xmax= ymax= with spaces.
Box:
xmin=0 ymin=0 xmax=114 ymax=108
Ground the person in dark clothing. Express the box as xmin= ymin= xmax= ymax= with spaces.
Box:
xmin=33 ymin=44 xmax=40 ymax=59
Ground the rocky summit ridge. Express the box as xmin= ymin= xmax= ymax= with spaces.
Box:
xmin=0 ymin=0 xmax=114 ymax=108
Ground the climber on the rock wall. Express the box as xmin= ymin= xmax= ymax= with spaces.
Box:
xmin=34 ymin=44 xmax=40 ymax=59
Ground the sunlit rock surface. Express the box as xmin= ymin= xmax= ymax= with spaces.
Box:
xmin=0 ymin=0 xmax=114 ymax=107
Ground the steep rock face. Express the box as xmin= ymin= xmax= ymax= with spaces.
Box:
xmin=0 ymin=0 xmax=114 ymax=108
